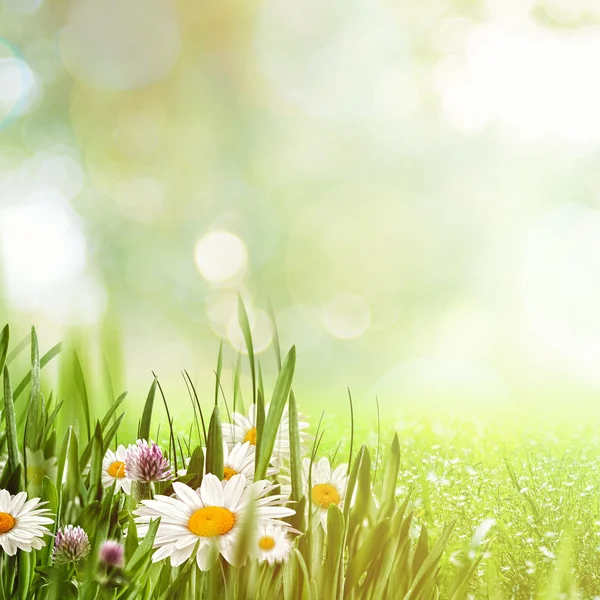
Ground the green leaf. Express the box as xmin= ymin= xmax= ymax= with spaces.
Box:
xmin=25 ymin=327 xmax=42 ymax=452
xmin=324 ymin=504 xmax=345 ymax=600
xmin=87 ymin=422 xmax=104 ymax=502
xmin=288 ymin=392 xmax=303 ymax=500
xmin=345 ymin=517 xmax=390 ymax=591
xmin=12 ymin=341 xmax=62 ymax=405
xmin=72 ymin=351 xmax=91 ymax=442
xmin=255 ymin=346 xmax=296 ymax=480
xmin=124 ymin=515 xmax=139 ymax=561
xmin=214 ymin=340 xmax=223 ymax=406
xmin=5 ymin=331 xmax=28 ymax=366
xmin=139 ymin=377 xmax=157 ymax=441
xmin=66 ymin=428 xmax=81 ymax=502
xmin=127 ymin=517 xmax=161 ymax=577
xmin=267 ymin=301 xmax=282 ymax=372
xmin=3 ymin=366 xmax=20 ymax=482
xmin=238 ymin=295 xmax=256 ymax=404
xmin=205 ymin=406 xmax=223 ymax=477
xmin=381 ymin=433 xmax=401 ymax=511
xmin=404 ymin=522 xmax=455 ymax=600
xmin=0 ymin=324 xmax=9 ymax=374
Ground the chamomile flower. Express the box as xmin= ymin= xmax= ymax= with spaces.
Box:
xmin=255 ymin=523 xmax=293 ymax=565
xmin=134 ymin=474 xmax=295 ymax=570
xmin=0 ymin=489 xmax=53 ymax=555
xmin=222 ymin=403 xmax=309 ymax=465
xmin=102 ymin=445 xmax=132 ymax=495
xmin=178 ymin=442 xmax=277 ymax=485
xmin=303 ymin=457 xmax=348 ymax=530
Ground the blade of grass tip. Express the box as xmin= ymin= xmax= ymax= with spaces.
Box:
xmin=267 ymin=301 xmax=282 ymax=372
xmin=5 ymin=331 xmax=28 ymax=366
xmin=25 ymin=327 xmax=42 ymax=452
xmin=257 ymin=361 xmax=265 ymax=405
xmin=72 ymin=351 xmax=91 ymax=442
xmin=214 ymin=340 xmax=223 ymax=406
xmin=0 ymin=325 xmax=9 ymax=374
xmin=139 ymin=377 xmax=157 ymax=441
xmin=255 ymin=346 xmax=296 ymax=480
xmin=347 ymin=388 xmax=355 ymax=476
xmin=153 ymin=374 xmax=178 ymax=474
xmin=11 ymin=341 xmax=62 ymax=404
xmin=205 ymin=406 xmax=224 ymax=478
xmin=233 ymin=352 xmax=243 ymax=415
xmin=3 ymin=366 xmax=20 ymax=479
xmin=254 ymin=388 xmax=266 ymax=475
xmin=237 ymin=294 xmax=256 ymax=405
xmin=381 ymin=433 xmax=401 ymax=510
xmin=183 ymin=372 xmax=203 ymax=444
xmin=184 ymin=370 xmax=207 ymax=446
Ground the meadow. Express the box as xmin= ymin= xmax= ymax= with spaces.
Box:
xmin=0 ymin=307 xmax=598 ymax=599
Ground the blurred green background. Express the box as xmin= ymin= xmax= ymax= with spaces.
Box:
xmin=2 ymin=0 xmax=600 ymax=427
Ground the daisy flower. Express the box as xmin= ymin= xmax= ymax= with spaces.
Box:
xmin=0 ymin=489 xmax=53 ymax=555
xmin=255 ymin=523 xmax=293 ymax=565
xmin=134 ymin=474 xmax=295 ymax=570
xmin=178 ymin=442 xmax=277 ymax=484
xmin=222 ymin=403 xmax=309 ymax=465
xmin=125 ymin=440 xmax=172 ymax=483
xmin=53 ymin=525 xmax=90 ymax=563
xmin=102 ymin=445 xmax=132 ymax=495
xmin=303 ymin=457 xmax=349 ymax=530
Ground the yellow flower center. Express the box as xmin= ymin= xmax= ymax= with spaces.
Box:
xmin=188 ymin=507 xmax=236 ymax=537
xmin=223 ymin=467 xmax=238 ymax=480
xmin=108 ymin=461 xmax=126 ymax=478
xmin=244 ymin=427 xmax=257 ymax=445
xmin=258 ymin=535 xmax=276 ymax=551
xmin=0 ymin=512 xmax=15 ymax=534
xmin=311 ymin=483 xmax=340 ymax=508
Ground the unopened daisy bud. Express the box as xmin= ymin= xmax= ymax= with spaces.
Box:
xmin=53 ymin=525 xmax=90 ymax=564
xmin=125 ymin=440 xmax=172 ymax=482
xmin=99 ymin=540 xmax=124 ymax=568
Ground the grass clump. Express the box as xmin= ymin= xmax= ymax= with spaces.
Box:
xmin=0 ymin=306 xmax=479 ymax=600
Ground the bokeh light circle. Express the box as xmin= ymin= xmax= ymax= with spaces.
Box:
xmin=322 ymin=294 xmax=371 ymax=340
xmin=194 ymin=231 xmax=248 ymax=286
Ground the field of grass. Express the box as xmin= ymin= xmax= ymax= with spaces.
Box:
xmin=2 ymin=315 xmax=600 ymax=599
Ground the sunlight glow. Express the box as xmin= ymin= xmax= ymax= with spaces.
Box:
xmin=194 ymin=231 xmax=248 ymax=286
xmin=437 ymin=20 xmax=600 ymax=143
xmin=523 ymin=202 xmax=600 ymax=380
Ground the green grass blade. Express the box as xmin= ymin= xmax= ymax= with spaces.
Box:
xmin=25 ymin=327 xmax=42 ymax=452
xmin=238 ymin=295 xmax=256 ymax=405
xmin=3 ymin=366 xmax=20 ymax=480
xmin=206 ymin=406 xmax=224 ymax=477
xmin=139 ymin=377 xmax=157 ymax=441
xmin=11 ymin=341 xmax=62 ymax=404
xmin=267 ymin=301 xmax=282 ymax=372
xmin=72 ymin=351 xmax=92 ymax=442
xmin=255 ymin=346 xmax=296 ymax=480
xmin=214 ymin=340 xmax=223 ymax=406
xmin=0 ymin=325 xmax=8 ymax=374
